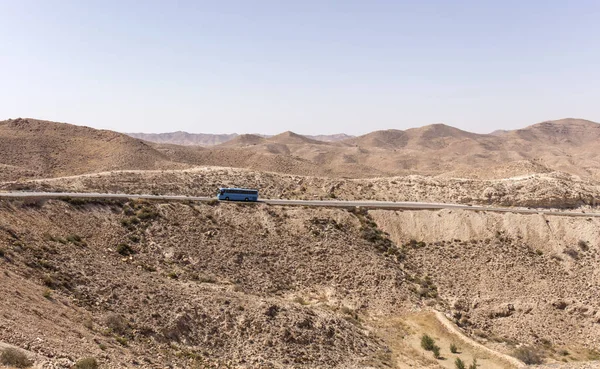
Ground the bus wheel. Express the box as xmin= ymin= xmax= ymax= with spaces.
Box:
xmin=225 ymin=197 xmax=229 ymax=201
xmin=245 ymin=198 xmax=249 ymax=202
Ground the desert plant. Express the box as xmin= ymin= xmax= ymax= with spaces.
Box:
xmin=115 ymin=336 xmax=128 ymax=346
xmin=432 ymin=345 xmax=441 ymax=359
xmin=421 ymin=334 xmax=435 ymax=351
xmin=450 ymin=343 xmax=459 ymax=354
xmin=66 ymin=234 xmax=86 ymax=247
xmin=105 ymin=314 xmax=129 ymax=336
xmin=563 ymin=247 xmax=579 ymax=259
xmin=43 ymin=289 xmax=52 ymax=299
xmin=116 ymin=243 xmax=134 ymax=256
xmin=74 ymin=357 xmax=99 ymax=369
xmin=455 ymin=358 xmax=466 ymax=369
xmin=468 ymin=357 xmax=478 ymax=369
xmin=578 ymin=240 xmax=589 ymax=251
xmin=513 ymin=346 xmax=543 ymax=365
xmin=0 ymin=348 xmax=33 ymax=368
xmin=136 ymin=207 xmax=159 ymax=220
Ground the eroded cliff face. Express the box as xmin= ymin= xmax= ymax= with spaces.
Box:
xmin=373 ymin=209 xmax=600 ymax=355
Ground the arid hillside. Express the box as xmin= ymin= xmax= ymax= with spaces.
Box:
xmin=1 ymin=199 xmax=599 ymax=368
xmin=0 ymin=118 xmax=196 ymax=180
xmin=3 ymin=117 xmax=600 ymax=181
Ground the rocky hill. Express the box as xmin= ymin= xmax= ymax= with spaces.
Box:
xmin=0 ymin=118 xmax=190 ymax=180
xmin=1 ymin=198 xmax=599 ymax=367
xmin=3 ymin=117 xmax=600 ymax=181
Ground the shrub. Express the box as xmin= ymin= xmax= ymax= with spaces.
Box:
xmin=432 ymin=345 xmax=441 ymax=359
xmin=455 ymin=358 xmax=466 ymax=369
xmin=136 ymin=207 xmax=159 ymax=220
xmin=563 ymin=247 xmax=579 ymax=259
xmin=578 ymin=240 xmax=589 ymax=251
xmin=450 ymin=343 xmax=459 ymax=353
xmin=43 ymin=289 xmax=52 ymax=299
xmin=116 ymin=243 xmax=134 ymax=256
xmin=0 ymin=348 xmax=33 ymax=368
xmin=0 ymin=248 xmax=4 ymax=257
xmin=416 ymin=276 xmax=438 ymax=299
xmin=74 ymin=357 xmax=99 ymax=369
xmin=105 ymin=314 xmax=129 ymax=336
xmin=468 ymin=358 xmax=478 ymax=369
xmin=66 ymin=234 xmax=86 ymax=247
xmin=421 ymin=334 xmax=435 ymax=351
xmin=513 ymin=346 xmax=543 ymax=365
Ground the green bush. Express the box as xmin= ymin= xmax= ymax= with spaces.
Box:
xmin=450 ymin=343 xmax=459 ymax=353
xmin=0 ymin=348 xmax=33 ymax=368
xmin=74 ymin=357 xmax=99 ymax=369
xmin=468 ymin=358 xmax=478 ymax=369
xmin=455 ymin=357 xmax=466 ymax=369
xmin=421 ymin=334 xmax=435 ymax=351
xmin=432 ymin=345 xmax=441 ymax=359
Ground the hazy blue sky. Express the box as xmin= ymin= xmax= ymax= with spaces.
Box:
xmin=1 ymin=1 xmax=599 ymax=135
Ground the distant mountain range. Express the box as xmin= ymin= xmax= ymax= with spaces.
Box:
xmin=3 ymin=117 xmax=600 ymax=181
xmin=126 ymin=132 xmax=354 ymax=146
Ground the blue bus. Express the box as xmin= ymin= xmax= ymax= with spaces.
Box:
xmin=217 ymin=188 xmax=259 ymax=202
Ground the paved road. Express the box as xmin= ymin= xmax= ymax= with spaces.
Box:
xmin=1 ymin=191 xmax=599 ymax=218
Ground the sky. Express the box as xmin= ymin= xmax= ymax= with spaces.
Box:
xmin=0 ymin=0 xmax=599 ymax=135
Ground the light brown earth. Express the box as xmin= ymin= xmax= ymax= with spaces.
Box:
xmin=2 ymin=117 xmax=600 ymax=368
xmin=1 ymin=198 xmax=599 ymax=367
xmin=4 ymin=117 xmax=600 ymax=181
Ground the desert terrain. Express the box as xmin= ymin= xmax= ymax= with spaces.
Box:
xmin=1 ymin=117 xmax=600 ymax=368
